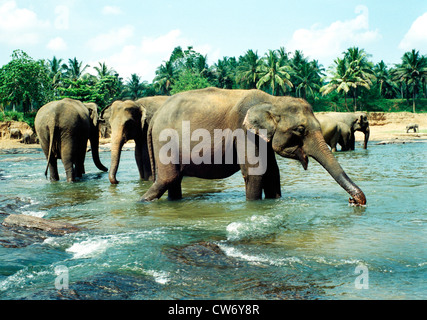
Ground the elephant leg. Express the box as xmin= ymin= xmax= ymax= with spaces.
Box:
xmin=167 ymin=175 xmax=183 ymax=200
xmin=61 ymin=147 xmax=76 ymax=182
xmin=141 ymin=163 xmax=180 ymax=201
xmin=244 ymin=174 xmax=263 ymax=200
xmin=75 ymin=149 xmax=86 ymax=178
xmin=48 ymin=157 xmax=60 ymax=181
xmin=262 ymin=151 xmax=281 ymax=199
xmin=135 ymin=139 xmax=151 ymax=181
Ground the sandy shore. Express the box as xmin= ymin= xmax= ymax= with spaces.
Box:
xmin=0 ymin=112 xmax=426 ymax=151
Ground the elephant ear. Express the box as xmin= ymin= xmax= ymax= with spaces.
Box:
xmin=243 ymin=104 xmax=277 ymax=142
xmin=139 ymin=105 xmax=147 ymax=130
xmin=84 ymin=103 xmax=99 ymax=127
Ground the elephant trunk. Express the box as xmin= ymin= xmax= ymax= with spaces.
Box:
xmin=109 ymin=130 xmax=125 ymax=184
xmin=90 ymin=130 xmax=108 ymax=173
xmin=304 ymin=131 xmax=366 ymax=205
xmin=363 ymin=127 xmax=370 ymax=149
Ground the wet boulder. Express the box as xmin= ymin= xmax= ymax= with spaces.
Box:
xmin=165 ymin=241 xmax=244 ymax=269
xmin=2 ymin=214 xmax=80 ymax=236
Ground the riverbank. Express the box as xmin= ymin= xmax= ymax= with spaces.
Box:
xmin=0 ymin=112 xmax=426 ymax=151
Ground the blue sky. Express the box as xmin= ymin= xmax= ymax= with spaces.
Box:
xmin=1 ymin=0 xmax=427 ymax=82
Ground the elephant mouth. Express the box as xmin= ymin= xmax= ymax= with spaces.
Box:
xmin=277 ymin=146 xmax=309 ymax=170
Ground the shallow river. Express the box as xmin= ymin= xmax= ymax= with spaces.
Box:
xmin=0 ymin=141 xmax=426 ymax=300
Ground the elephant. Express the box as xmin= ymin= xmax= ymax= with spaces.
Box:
xmin=9 ymin=128 xmax=22 ymax=140
xmin=35 ymin=98 xmax=108 ymax=182
xmin=316 ymin=114 xmax=352 ymax=152
xmin=406 ymin=123 xmax=418 ymax=133
xmin=141 ymin=88 xmax=366 ymax=205
xmin=319 ymin=112 xmax=370 ymax=150
xmin=108 ymin=96 xmax=169 ymax=184
xmin=99 ymin=105 xmax=112 ymax=138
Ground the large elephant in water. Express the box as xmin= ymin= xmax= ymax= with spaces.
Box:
xmin=318 ymin=112 xmax=370 ymax=150
xmin=142 ymin=88 xmax=366 ymax=205
xmin=108 ymin=96 xmax=169 ymax=184
xmin=316 ymin=114 xmax=352 ymax=152
xmin=35 ymin=98 xmax=108 ymax=182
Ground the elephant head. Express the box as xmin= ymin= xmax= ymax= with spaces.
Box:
xmin=354 ymin=113 xmax=370 ymax=149
xmin=83 ymin=102 xmax=108 ymax=173
xmin=243 ymin=98 xmax=366 ymax=205
xmin=108 ymin=100 xmax=147 ymax=184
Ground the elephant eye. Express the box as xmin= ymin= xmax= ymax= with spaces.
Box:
xmin=294 ymin=125 xmax=305 ymax=136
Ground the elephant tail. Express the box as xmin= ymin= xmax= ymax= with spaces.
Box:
xmin=147 ymin=120 xmax=156 ymax=182
xmin=44 ymin=125 xmax=56 ymax=178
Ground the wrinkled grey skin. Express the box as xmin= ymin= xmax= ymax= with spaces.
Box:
xmin=320 ymin=112 xmax=370 ymax=150
xmin=142 ymin=88 xmax=366 ymax=205
xmin=108 ymin=96 xmax=169 ymax=184
xmin=316 ymin=115 xmax=352 ymax=152
xmin=35 ymin=98 xmax=108 ymax=182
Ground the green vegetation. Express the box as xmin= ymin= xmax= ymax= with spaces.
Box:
xmin=1 ymin=45 xmax=427 ymax=129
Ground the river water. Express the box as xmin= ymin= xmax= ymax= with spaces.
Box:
xmin=0 ymin=141 xmax=426 ymax=300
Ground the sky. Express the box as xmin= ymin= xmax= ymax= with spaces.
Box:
xmin=1 ymin=0 xmax=427 ymax=82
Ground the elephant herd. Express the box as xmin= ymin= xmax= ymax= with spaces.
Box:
xmin=34 ymin=87 xmax=368 ymax=206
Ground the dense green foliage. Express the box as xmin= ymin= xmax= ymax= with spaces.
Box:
xmin=1 ymin=45 xmax=426 ymax=127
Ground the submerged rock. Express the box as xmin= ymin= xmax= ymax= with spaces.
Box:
xmin=26 ymin=272 xmax=162 ymax=300
xmin=2 ymin=214 xmax=80 ymax=236
xmin=0 ymin=214 xmax=80 ymax=248
xmin=165 ymin=241 xmax=244 ymax=269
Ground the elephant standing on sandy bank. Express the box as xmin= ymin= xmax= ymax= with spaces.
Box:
xmin=35 ymin=98 xmax=108 ymax=182
xmin=107 ymin=96 xmax=169 ymax=184
xmin=142 ymin=88 xmax=366 ymax=205
xmin=316 ymin=115 xmax=352 ymax=152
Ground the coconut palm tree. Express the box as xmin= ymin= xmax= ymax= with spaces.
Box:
xmin=64 ymin=57 xmax=89 ymax=81
xmin=236 ymin=49 xmax=263 ymax=89
xmin=46 ymin=56 xmax=67 ymax=92
xmin=123 ymin=74 xmax=147 ymax=100
xmin=320 ymin=57 xmax=370 ymax=111
xmin=343 ymin=47 xmax=375 ymax=110
xmin=393 ymin=49 xmax=427 ymax=113
xmin=94 ymin=62 xmax=117 ymax=79
xmin=153 ymin=60 xmax=176 ymax=95
xmin=257 ymin=50 xmax=293 ymax=96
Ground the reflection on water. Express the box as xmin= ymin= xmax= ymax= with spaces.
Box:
xmin=0 ymin=142 xmax=426 ymax=299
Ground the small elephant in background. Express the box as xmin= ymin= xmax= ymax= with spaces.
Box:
xmin=406 ymin=123 xmax=419 ymax=133
xmin=35 ymin=98 xmax=108 ymax=182
xmin=316 ymin=114 xmax=352 ymax=152
xmin=9 ymin=128 xmax=22 ymax=140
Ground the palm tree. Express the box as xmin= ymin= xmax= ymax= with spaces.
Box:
xmin=293 ymin=61 xmax=323 ymax=100
xmin=240 ymin=50 xmax=262 ymax=87
xmin=153 ymin=60 xmax=176 ymax=95
xmin=393 ymin=49 xmax=427 ymax=113
xmin=320 ymin=57 xmax=370 ymax=111
xmin=257 ymin=50 xmax=293 ymax=96
xmin=46 ymin=56 xmax=67 ymax=91
xmin=374 ymin=60 xmax=398 ymax=98
xmin=343 ymin=47 xmax=375 ymax=110
xmin=123 ymin=74 xmax=147 ymax=100
xmin=94 ymin=62 xmax=117 ymax=79
xmin=236 ymin=49 xmax=263 ymax=89
xmin=65 ymin=57 xmax=89 ymax=81
xmin=213 ymin=57 xmax=235 ymax=89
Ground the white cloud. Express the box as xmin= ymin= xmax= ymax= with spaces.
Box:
xmin=98 ymin=29 xmax=219 ymax=82
xmin=287 ymin=5 xmax=381 ymax=62
xmin=399 ymin=12 xmax=427 ymax=51
xmin=47 ymin=37 xmax=67 ymax=51
xmin=102 ymin=5 xmax=122 ymax=15
xmin=0 ymin=0 xmax=50 ymax=45
xmin=87 ymin=25 xmax=135 ymax=52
